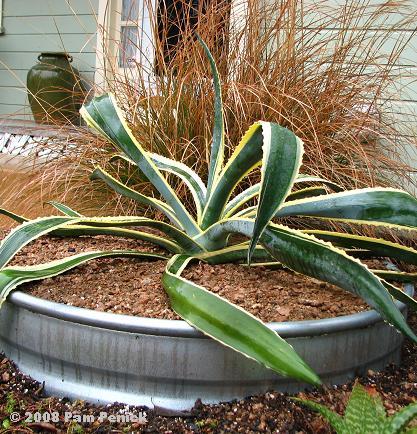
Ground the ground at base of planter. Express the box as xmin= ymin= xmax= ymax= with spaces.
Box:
xmin=1 ymin=310 xmax=417 ymax=433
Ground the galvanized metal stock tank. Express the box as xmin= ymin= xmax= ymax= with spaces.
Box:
xmin=0 ymin=285 xmax=413 ymax=410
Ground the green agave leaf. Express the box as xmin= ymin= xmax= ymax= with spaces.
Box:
xmin=201 ymin=122 xmax=264 ymax=229
xmin=0 ymin=208 xmax=28 ymax=223
xmin=0 ymin=250 xmax=165 ymax=306
xmin=294 ymin=175 xmax=343 ymax=192
xmin=286 ymin=186 xmax=328 ymax=201
xmin=163 ymin=254 xmax=321 ymax=385
xmin=53 ymin=225 xmax=181 ymax=253
xmin=199 ymin=218 xmax=417 ymax=343
xmin=47 ymin=201 xmax=84 ymax=217
xmin=222 ymin=184 xmax=260 ymax=218
xmin=196 ymin=244 xmax=274 ymax=264
xmin=382 ymin=280 xmax=417 ymax=313
xmin=110 ymin=152 xmax=207 ymax=223
xmin=0 ymin=216 xmax=80 ymax=269
xmin=384 ymin=403 xmax=417 ymax=434
xmin=149 ymin=153 xmax=207 ymax=222
xmin=375 ymin=270 xmax=417 ymax=283
xmin=275 ymin=188 xmax=417 ymax=230
xmin=305 ymin=230 xmax=417 ymax=265
xmin=292 ymin=398 xmax=346 ymax=433
xmin=197 ymin=35 xmax=225 ymax=197
xmin=344 ymin=383 xmax=387 ymax=433
xmin=202 ymin=122 xmax=303 ymax=250
xmin=90 ymin=166 xmax=182 ymax=228
xmin=72 ymin=216 xmax=205 ymax=253
xmin=222 ymin=177 xmax=336 ymax=219
xmin=80 ymin=93 xmax=201 ymax=237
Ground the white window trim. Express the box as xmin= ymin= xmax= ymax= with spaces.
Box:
xmin=95 ymin=0 xmax=248 ymax=89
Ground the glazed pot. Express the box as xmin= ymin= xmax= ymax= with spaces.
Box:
xmin=27 ymin=52 xmax=85 ymax=124
xmin=0 ymin=283 xmax=413 ymax=411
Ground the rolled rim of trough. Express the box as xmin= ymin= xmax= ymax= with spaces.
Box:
xmin=8 ymin=280 xmax=414 ymax=338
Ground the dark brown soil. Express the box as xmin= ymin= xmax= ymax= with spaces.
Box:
xmin=3 ymin=232 xmax=380 ymax=322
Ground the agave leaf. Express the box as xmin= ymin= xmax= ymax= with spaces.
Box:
xmin=202 ymin=122 xmax=303 ymax=249
xmin=222 ymin=184 xmax=260 ymax=218
xmin=53 ymin=225 xmax=181 ymax=253
xmin=47 ymin=201 xmax=84 ymax=217
xmin=110 ymin=153 xmax=207 ymax=222
xmin=295 ymin=175 xmax=343 ymax=192
xmin=201 ymin=122 xmax=263 ymax=229
xmin=375 ymin=270 xmax=417 ymax=283
xmin=90 ymin=166 xmax=182 ymax=228
xmin=72 ymin=216 xmax=205 ymax=253
xmin=344 ymin=384 xmax=387 ymax=433
xmin=0 ymin=216 xmax=80 ymax=269
xmin=0 ymin=216 xmax=201 ymax=272
xmin=162 ymin=254 xmax=321 ymax=385
xmin=292 ymin=398 xmax=346 ymax=433
xmin=222 ymin=180 xmax=333 ymax=219
xmin=305 ymin=230 xmax=417 ymax=265
xmin=197 ymin=36 xmax=225 ymax=197
xmin=382 ymin=280 xmax=417 ymax=312
xmin=0 ymin=208 xmax=28 ymax=223
xmin=275 ymin=188 xmax=417 ymax=230
xmin=286 ymin=186 xmax=328 ymax=201
xmin=196 ymin=244 xmax=274 ymax=264
xmin=0 ymin=250 xmax=165 ymax=307
xmin=149 ymin=153 xmax=207 ymax=222
xmin=199 ymin=218 xmax=417 ymax=343
xmin=80 ymin=94 xmax=201 ymax=237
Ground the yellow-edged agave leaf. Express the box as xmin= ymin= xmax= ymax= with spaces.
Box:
xmin=0 ymin=250 xmax=166 ymax=306
xmin=375 ymin=270 xmax=417 ymax=283
xmin=149 ymin=153 xmax=207 ymax=222
xmin=294 ymin=175 xmax=343 ymax=192
xmin=90 ymin=166 xmax=182 ymax=228
xmin=47 ymin=201 xmax=84 ymax=217
xmin=382 ymin=281 xmax=417 ymax=312
xmin=197 ymin=35 xmax=225 ymax=197
xmin=110 ymin=153 xmax=207 ymax=222
xmin=0 ymin=208 xmax=28 ymax=223
xmin=275 ymin=188 xmax=417 ymax=229
xmin=0 ymin=216 xmax=81 ymax=269
xmin=201 ymin=122 xmax=263 ymax=229
xmin=199 ymin=218 xmax=417 ymax=343
xmin=222 ymin=181 xmax=332 ymax=219
xmin=196 ymin=244 xmax=274 ymax=264
xmin=286 ymin=186 xmax=328 ymax=201
xmin=72 ymin=216 xmax=205 ymax=253
xmin=54 ymin=225 xmax=181 ymax=253
xmin=305 ymin=230 xmax=417 ymax=265
xmin=80 ymin=94 xmax=201 ymax=237
xmin=162 ymin=254 xmax=321 ymax=385
xmin=222 ymin=184 xmax=260 ymax=218
xmin=202 ymin=122 xmax=303 ymax=247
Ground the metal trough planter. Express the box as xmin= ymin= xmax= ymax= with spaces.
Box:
xmin=0 ymin=285 xmax=413 ymax=411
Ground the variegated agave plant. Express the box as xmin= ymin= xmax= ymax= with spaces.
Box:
xmin=1 ymin=40 xmax=417 ymax=386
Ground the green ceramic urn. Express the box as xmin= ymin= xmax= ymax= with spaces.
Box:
xmin=27 ymin=52 xmax=85 ymax=124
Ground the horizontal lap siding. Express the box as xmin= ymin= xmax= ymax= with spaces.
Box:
xmin=0 ymin=0 xmax=99 ymax=119
xmin=301 ymin=0 xmax=417 ymax=190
